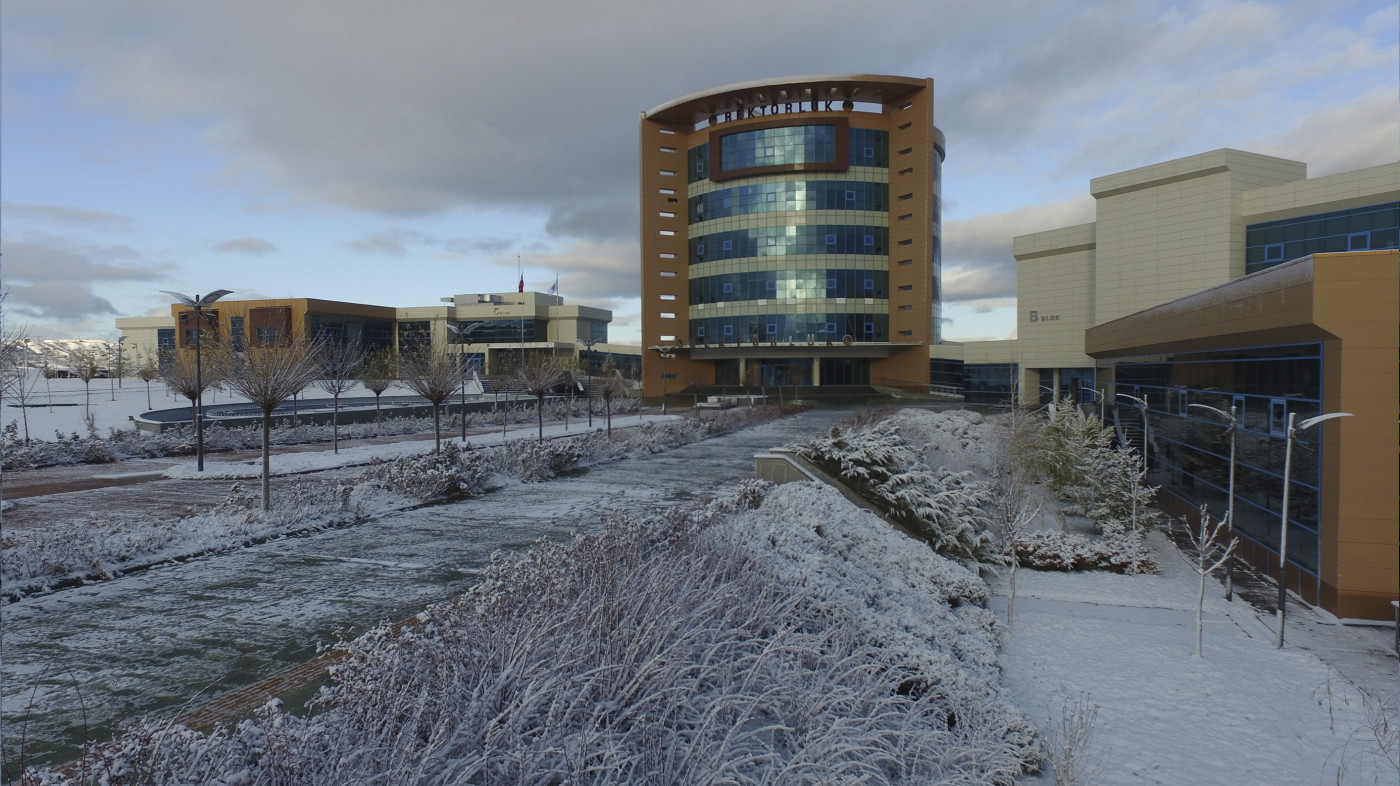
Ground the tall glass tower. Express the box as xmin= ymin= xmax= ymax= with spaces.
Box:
xmin=639 ymin=75 xmax=945 ymax=395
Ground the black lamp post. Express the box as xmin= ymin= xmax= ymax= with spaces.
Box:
xmin=446 ymin=321 xmax=483 ymax=442
xmin=159 ymin=289 xmax=232 ymax=472
xmin=578 ymin=337 xmax=600 ymax=427
xmin=1189 ymin=402 xmax=1239 ymax=601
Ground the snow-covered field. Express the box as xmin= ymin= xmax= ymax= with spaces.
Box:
xmin=7 ymin=405 xmax=1397 ymax=784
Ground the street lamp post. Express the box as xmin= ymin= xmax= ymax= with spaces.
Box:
xmin=1189 ymin=402 xmax=1239 ymax=601
xmin=446 ymin=321 xmax=483 ymax=442
xmin=1275 ymin=410 xmax=1352 ymax=648
xmin=116 ymin=336 xmax=126 ymax=390
xmin=578 ymin=337 xmax=601 ymax=427
xmin=159 ymin=289 xmax=233 ymax=472
xmin=649 ymin=345 xmax=676 ymax=415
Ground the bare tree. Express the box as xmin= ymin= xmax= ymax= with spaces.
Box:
xmin=1044 ymin=692 xmax=1108 ymax=786
xmin=67 ymin=346 xmax=102 ymax=418
xmin=316 ymin=340 xmax=366 ymax=453
xmin=135 ymin=350 xmax=161 ymax=410
xmin=990 ymin=466 xmax=1041 ymax=630
xmin=513 ymin=355 xmax=570 ymax=444
xmin=596 ymin=357 xmax=628 ymax=438
xmin=360 ymin=348 xmax=398 ymax=422
xmin=212 ymin=333 xmax=322 ymax=510
xmin=159 ymin=347 xmax=220 ymax=435
xmin=3 ymin=350 xmax=40 ymax=444
xmin=1180 ymin=505 xmax=1237 ymax=659
xmin=400 ymin=347 xmax=465 ymax=453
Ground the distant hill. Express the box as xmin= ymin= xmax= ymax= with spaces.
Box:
xmin=8 ymin=339 xmax=121 ymax=373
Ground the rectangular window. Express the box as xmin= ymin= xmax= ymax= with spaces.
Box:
xmin=1348 ymin=232 xmax=1370 ymax=250
xmin=660 ymin=170 xmax=676 ymax=177
xmin=660 ymin=211 xmax=676 ymax=218
xmin=863 ymin=146 xmax=874 ymax=159
xmin=766 ymin=279 xmax=777 ymax=291
xmin=722 ymin=239 xmax=733 ymax=251
xmin=845 ymin=190 xmax=856 ymax=201
xmin=660 ymin=128 xmax=676 ymax=135
xmin=696 ymin=327 xmax=705 ymax=337
xmin=898 ymin=193 xmax=914 ymax=201
xmin=898 ymin=121 xmax=912 ymax=129
xmin=898 ymin=284 xmax=913 ymax=291
xmin=898 ymin=304 xmax=912 ymax=311
xmin=659 ymin=229 xmax=675 ymax=236
xmin=660 ymin=334 xmax=676 ymax=342
xmin=1265 ymin=243 xmax=1284 ymax=262
xmin=863 ymin=322 xmax=875 ymax=334
xmin=766 ymin=236 xmax=777 ymax=246
xmin=864 ymin=278 xmax=874 ymax=290
xmin=660 ymin=312 xmax=676 ymax=319
xmin=826 ymin=278 xmax=836 ymax=289
xmin=898 ymin=147 xmax=913 ymax=155
xmin=723 ymin=282 xmax=733 ymax=293
xmin=863 ymin=234 xmax=874 ymax=246
xmin=695 ymin=243 xmax=705 ymax=256
xmin=898 ymin=213 xmax=913 ymax=220
xmin=1270 ymin=399 xmax=1287 ymax=436
xmin=898 ymin=259 xmax=913 ymax=266
xmin=825 ymin=322 xmax=837 ymax=335
xmin=660 ymin=270 xmax=677 ymax=277
xmin=723 ymin=324 xmax=734 ymax=336
xmin=898 ymin=238 xmax=914 ymax=246
xmin=660 ymin=294 xmax=676 ymax=301
xmin=825 ymin=234 xmax=837 ymax=245
xmin=660 ymin=252 xmax=676 ymax=259
xmin=659 ymin=188 xmax=676 ymax=195
xmin=899 ymin=329 xmax=913 ymax=336
xmin=660 ymin=146 xmax=676 ymax=153
xmin=898 ymin=167 xmax=913 ymax=175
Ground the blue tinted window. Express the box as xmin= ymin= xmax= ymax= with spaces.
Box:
xmin=1245 ymin=202 xmax=1398 ymax=273
xmin=689 ymin=181 xmax=888 ymax=223
xmin=720 ymin=125 xmax=837 ymax=171
xmin=689 ymin=269 xmax=890 ymax=303
xmin=690 ymin=226 xmax=888 ymax=263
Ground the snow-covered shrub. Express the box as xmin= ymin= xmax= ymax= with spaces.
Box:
xmin=374 ymin=443 xmax=494 ymax=499
xmin=794 ymin=416 xmax=1000 ymax=562
xmin=1010 ymin=401 xmax=1158 ymax=539
xmin=41 ymin=480 xmax=1037 ymax=784
xmin=1010 ymin=530 xmax=1156 ymax=574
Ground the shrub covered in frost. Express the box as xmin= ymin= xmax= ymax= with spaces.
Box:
xmin=36 ymin=479 xmax=1036 ymax=785
xmin=1010 ymin=530 xmax=1157 ymax=574
xmin=793 ymin=416 xmax=999 ymax=563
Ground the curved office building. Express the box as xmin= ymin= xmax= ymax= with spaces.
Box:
xmin=639 ymin=75 xmax=946 ymax=394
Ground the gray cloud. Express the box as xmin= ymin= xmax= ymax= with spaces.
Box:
xmin=940 ymin=196 xmax=1095 ymax=302
xmin=2 ymin=201 xmax=134 ymax=228
xmin=1 ymin=231 xmax=165 ymax=321
xmin=216 ymin=236 xmax=278 ymax=254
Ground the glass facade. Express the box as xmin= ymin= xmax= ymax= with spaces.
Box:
xmin=963 ymin=363 xmax=1017 ymax=406
xmin=689 ymin=127 xmax=889 ymax=183
xmin=459 ymin=319 xmax=547 ymax=345
xmin=1245 ymin=202 xmax=1399 ymax=274
xmin=690 ymin=181 xmax=887 ymax=222
xmin=308 ymin=315 xmax=393 ymax=350
xmin=691 ymin=225 xmax=887 ymax=264
xmin=1113 ymin=343 xmax=1324 ymax=594
xmin=719 ymin=125 xmax=837 ymax=171
xmin=690 ymin=313 xmax=887 ymax=345
xmin=690 ymin=269 xmax=888 ymax=304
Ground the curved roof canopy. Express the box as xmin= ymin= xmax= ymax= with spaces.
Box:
xmin=644 ymin=74 xmax=928 ymax=126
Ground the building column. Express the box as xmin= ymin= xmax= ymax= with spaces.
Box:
xmin=812 ymin=357 xmax=821 ymax=387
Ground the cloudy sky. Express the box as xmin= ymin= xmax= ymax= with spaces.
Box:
xmin=3 ymin=0 xmax=1396 ymax=344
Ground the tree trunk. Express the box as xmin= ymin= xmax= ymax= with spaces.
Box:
xmin=261 ymin=412 xmax=272 ymax=511
xmin=432 ymin=403 xmax=442 ymax=453
xmin=332 ymin=392 xmax=340 ymax=454
xmin=537 ymin=393 xmax=545 ymax=443
xmin=374 ymin=393 xmax=382 ymax=423
xmin=145 ymin=380 xmax=152 ymax=410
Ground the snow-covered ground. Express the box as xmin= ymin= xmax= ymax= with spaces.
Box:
xmin=2 ymin=370 xmax=438 ymax=439
xmin=6 ymin=404 xmax=1397 ymax=784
